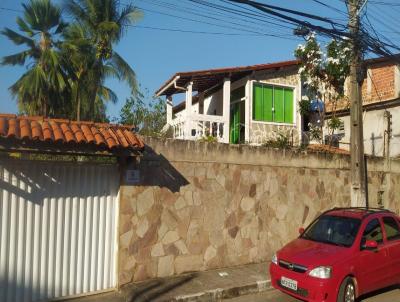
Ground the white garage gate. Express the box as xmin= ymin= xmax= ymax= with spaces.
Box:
xmin=0 ymin=158 xmax=119 ymax=302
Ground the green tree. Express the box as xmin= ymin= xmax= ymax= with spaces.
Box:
xmin=294 ymin=32 xmax=351 ymax=144
xmin=64 ymin=0 xmax=142 ymax=121
xmin=1 ymin=0 xmax=68 ymax=117
xmin=119 ymin=89 xmax=166 ymax=136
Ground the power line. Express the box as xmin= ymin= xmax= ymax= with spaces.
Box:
xmin=130 ymin=24 xmax=296 ymax=38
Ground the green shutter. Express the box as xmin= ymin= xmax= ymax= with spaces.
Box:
xmin=284 ymin=88 xmax=294 ymax=123
xmin=263 ymin=85 xmax=273 ymax=122
xmin=274 ymin=87 xmax=285 ymax=123
xmin=230 ymin=103 xmax=240 ymax=144
xmin=253 ymin=84 xmax=263 ymax=121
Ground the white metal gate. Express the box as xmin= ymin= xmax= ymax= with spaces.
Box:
xmin=0 ymin=159 xmax=119 ymax=302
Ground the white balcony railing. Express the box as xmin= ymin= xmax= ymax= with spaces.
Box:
xmin=171 ymin=114 xmax=228 ymax=142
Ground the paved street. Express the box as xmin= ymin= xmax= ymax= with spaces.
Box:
xmin=225 ymin=288 xmax=400 ymax=302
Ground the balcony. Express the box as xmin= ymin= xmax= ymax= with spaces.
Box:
xmin=171 ymin=114 xmax=228 ymax=143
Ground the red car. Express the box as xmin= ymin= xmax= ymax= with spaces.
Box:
xmin=270 ymin=207 xmax=400 ymax=302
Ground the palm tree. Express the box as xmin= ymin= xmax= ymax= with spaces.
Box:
xmin=64 ymin=0 xmax=141 ymax=121
xmin=1 ymin=0 xmax=68 ymax=117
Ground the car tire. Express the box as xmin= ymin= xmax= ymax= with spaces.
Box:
xmin=337 ymin=277 xmax=356 ymax=302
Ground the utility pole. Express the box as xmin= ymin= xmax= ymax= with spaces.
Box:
xmin=348 ymin=0 xmax=367 ymax=207
xmin=383 ymin=110 xmax=392 ymax=161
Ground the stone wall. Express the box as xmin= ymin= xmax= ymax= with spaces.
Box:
xmin=118 ymin=138 xmax=400 ymax=285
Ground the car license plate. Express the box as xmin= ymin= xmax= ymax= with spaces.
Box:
xmin=281 ymin=276 xmax=298 ymax=291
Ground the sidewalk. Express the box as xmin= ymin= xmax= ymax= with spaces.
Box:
xmin=67 ymin=262 xmax=272 ymax=302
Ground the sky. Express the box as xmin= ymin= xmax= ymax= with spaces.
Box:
xmin=0 ymin=0 xmax=399 ymax=120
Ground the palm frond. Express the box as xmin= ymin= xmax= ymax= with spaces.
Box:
xmin=98 ymin=85 xmax=118 ymax=104
xmin=1 ymin=28 xmax=35 ymax=48
xmin=1 ymin=50 xmax=33 ymax=66
xmin=109 ymin=51 xmax=138 ymax=93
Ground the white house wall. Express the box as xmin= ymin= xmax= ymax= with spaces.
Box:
xmin=327 ymin=106 xmax=400 ymax=157
xmin=0 ymin=159 xmax=119 ymax=302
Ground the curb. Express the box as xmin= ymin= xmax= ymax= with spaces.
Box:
xmin=171 ymin=279 xmax=272 ymax=302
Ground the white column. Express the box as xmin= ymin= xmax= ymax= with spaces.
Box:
xmin=185 ymin=82 xmax=193 ymax=138
xmin=244 ymin=78 xmax=251 ymax=143
xmin=222 ymin=78 xmax=231 ymax=143
xmin=166 ymin=95 xmax=173 ymax=124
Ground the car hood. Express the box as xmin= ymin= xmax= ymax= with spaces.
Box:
xmin=278 ymin=238 xmax=350 ymax=268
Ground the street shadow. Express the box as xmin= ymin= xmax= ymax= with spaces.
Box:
xmin=127 ymin=273 xmax=196 ymax=302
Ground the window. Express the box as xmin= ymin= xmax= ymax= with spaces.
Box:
xmin=253 ymin=83 xmax=294 ymax=124
xmin=383 ymin=217 xmax=400 ymax=241
xmin=362 ymin=219 xmax=383 ymax=245
xmin=301 ymin=215 xmax=361 ymax=247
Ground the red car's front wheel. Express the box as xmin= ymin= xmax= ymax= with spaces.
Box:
xmin=337 ymin=277 xmax=356 ymax=302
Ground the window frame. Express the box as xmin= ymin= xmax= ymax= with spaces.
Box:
xmin=360 ymin=218 xmax=384 ymax=249
xmin=382 ymin=216 xmax=400 ymax=242
xmin=251 ymin=81 xmax=297 ymax=126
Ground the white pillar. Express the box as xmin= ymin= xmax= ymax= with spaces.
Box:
xmin=185 ymin=82 xmax=193 ymax=138
xmin=166 ymin=95 xmax=173 ymax=124
xmin=244 ymin=78 xmax=251 ymax=143
xmin=222 ymin=78 xmax=231 ymax=143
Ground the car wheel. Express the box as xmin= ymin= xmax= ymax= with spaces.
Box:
xmin=337 ymin=277 xmax=356 ymax=302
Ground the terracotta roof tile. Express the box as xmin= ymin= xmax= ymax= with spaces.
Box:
xmin=42 ymin=121 xmax=53 ymax=141
xmin=81 ymin=124 xmax=95 ymax=143
xmin=20 ymin=119 xmax=31 ymax=140
xmin=31 ymin=120 xmax=43 ymax=140
xmin=0 ymin=117 xmax=8 ymax=136
xmin=0 ymin=114 xmax=144 ymax=154
xmin=308 ymin=144 xmax=350 ymax=155
xmin=70 ymin=123 xmax=85 ymax=143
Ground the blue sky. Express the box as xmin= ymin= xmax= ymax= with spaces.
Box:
xmin=0 ymin=0 xmax=399 ymax=120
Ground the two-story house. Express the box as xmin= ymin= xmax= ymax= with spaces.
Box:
xmin=324 ymin=55 xmax=400 ymax=158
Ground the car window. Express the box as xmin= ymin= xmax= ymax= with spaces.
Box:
xmin=301 ymin=215 xmax=361 ymax=247
xmin=362 ymin=218 xmax=383 ymax=245
xmin=383 ymin=217 xmax=400 ymax=241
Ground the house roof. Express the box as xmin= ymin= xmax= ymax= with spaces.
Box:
xmin=0 ymin=114 xmax=144 ymax=156
xmin=156 ymin=59 xmax=300 ymax=97
xmin=307 ymin=144 xmax=350 ymax=155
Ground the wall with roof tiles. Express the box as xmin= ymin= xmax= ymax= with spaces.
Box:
xmin=117 ymin=138 xmax=400 ymax=285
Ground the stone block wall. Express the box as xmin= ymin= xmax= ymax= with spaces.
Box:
xmin=118 ymin=138 xmax=400 ymax=285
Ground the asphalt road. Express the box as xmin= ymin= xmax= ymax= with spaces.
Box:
xmin=225 ymin=288 xmax=400 ymax=302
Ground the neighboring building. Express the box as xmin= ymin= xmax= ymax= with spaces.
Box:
xmin=324 ymin=55 xmax=400 ymax=158
xmin=155 ymin=60 xmax=304 ymax=145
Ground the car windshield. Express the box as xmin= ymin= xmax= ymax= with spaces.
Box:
xmin=301 ymin=215 xmax=361 ymax=247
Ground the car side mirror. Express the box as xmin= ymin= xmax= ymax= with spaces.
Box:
xmin=299 ymin=227 xmax=305 ymax=235
xmin=363 ymin=240 xmax=378 ymax=251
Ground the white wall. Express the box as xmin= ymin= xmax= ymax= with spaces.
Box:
xmin=326 ymin=106 xmax=400 ymax=157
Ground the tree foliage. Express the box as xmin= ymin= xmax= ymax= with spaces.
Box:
xmin=1 ymin=0 xmax=68 ymax=116
xmin=294 ymin=32 xmax=351 ymax=143
xmin=1 ymin=0 xmax=142 ymax=122
xmin=119 ymin=89 xmax=166 ymax=137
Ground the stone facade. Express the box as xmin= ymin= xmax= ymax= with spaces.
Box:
xmin=118 ymin=138 xmax=400 ymax=285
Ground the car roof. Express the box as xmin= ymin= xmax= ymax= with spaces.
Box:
xmin=323 ymin=207 xmax=394 ymax=220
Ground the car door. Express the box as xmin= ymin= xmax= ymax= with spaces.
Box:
xmin=382 ymin=216 xmax=400 ymax=283
xmin=357 ymin=218 xmax=391 ymax=294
